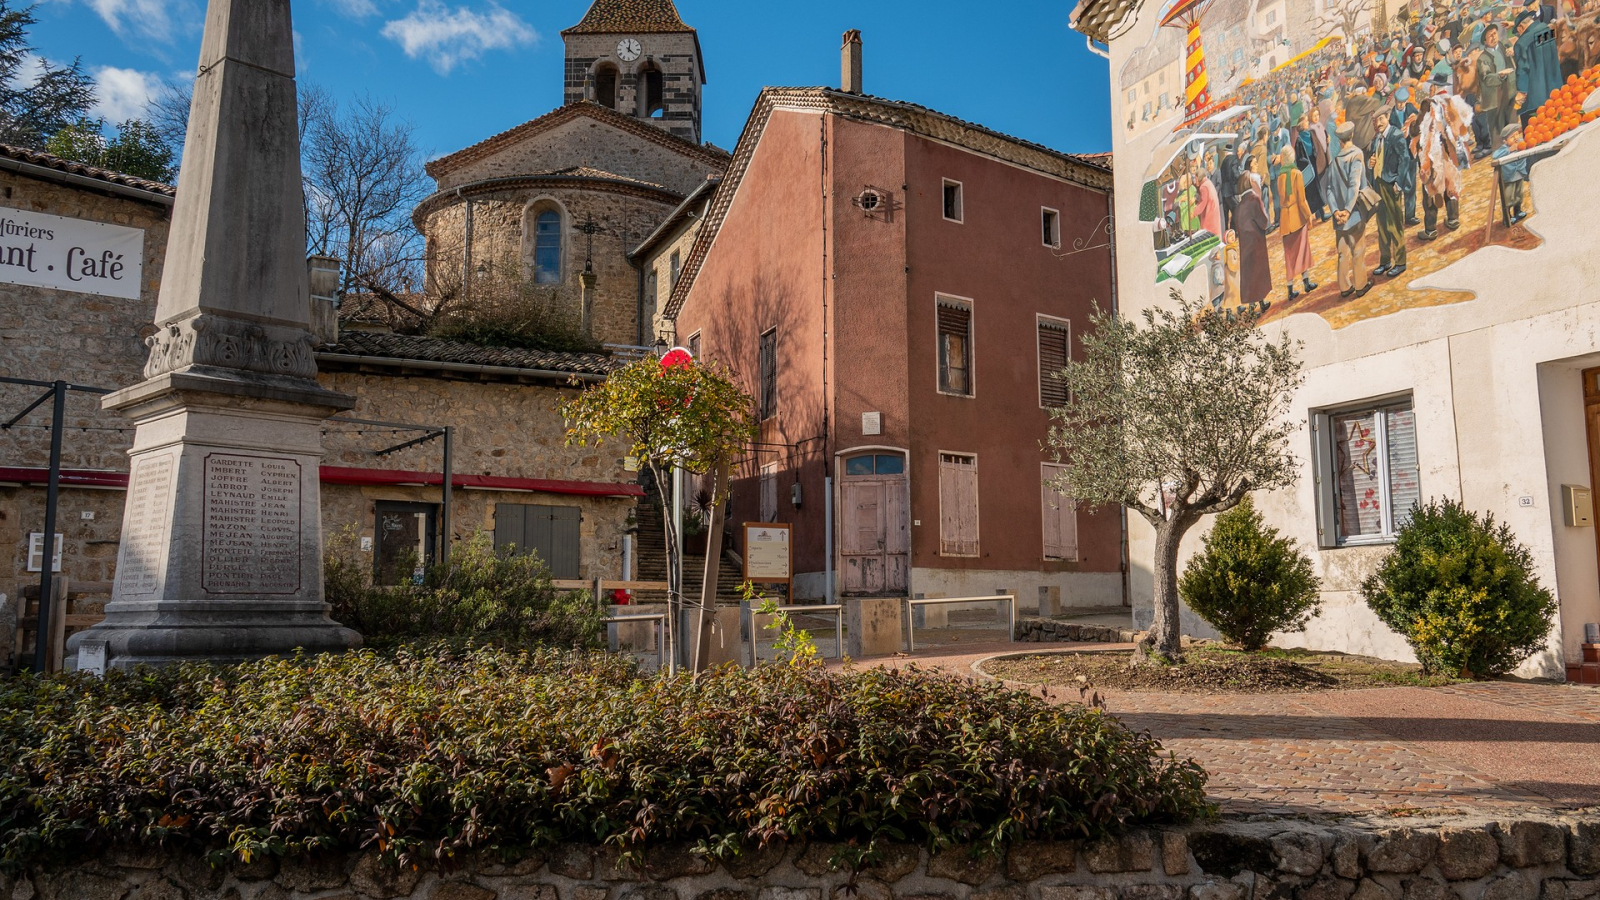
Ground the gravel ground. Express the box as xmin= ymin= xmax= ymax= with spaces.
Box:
xmin=982 ymin=648 xmax=1463 ymax=693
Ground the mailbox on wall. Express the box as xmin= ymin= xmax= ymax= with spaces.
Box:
xmin=1563 ymin=485 xmax=1594 ymax=527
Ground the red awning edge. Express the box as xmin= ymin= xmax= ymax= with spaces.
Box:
xmin=0 ymin=466 xmax=643 ymax=499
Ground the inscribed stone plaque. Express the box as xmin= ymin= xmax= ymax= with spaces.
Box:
xmin=202 ymin=453 xmax=302 ymax=595
xmin=114 ymin=453 xmax=174 ymax=596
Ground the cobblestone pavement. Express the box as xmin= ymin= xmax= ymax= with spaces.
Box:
xmin=844 ymin=641 xmax=1600 ymax=820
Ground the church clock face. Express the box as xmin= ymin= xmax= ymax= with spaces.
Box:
xmin=616 ymin=38 xmax=642 ymax=61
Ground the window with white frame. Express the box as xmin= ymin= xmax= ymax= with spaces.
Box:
xmin=938 ymin=452 xmax=979 ymax=556
xmin=669 ymin=250 xmax=682 ymax=289
xmin=1041 ymin=463 xmax=1078 ymax=561
xmin=1042 ymin=207 xmax=1061 ymax=248
xmin=1314 ymin=398 xmax=1420 ymax=546
xmin=942 ymin=179 xmax=964 ymax=222
xmin=936 ymin=296 xmax=973 ymax=396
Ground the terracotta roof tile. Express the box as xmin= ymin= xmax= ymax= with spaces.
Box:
xmin=426 ymin=102 xmax=729 ymax=179
xmin=319 ymin=330 xmax=622 ymax=378
xmin=562 ymin=0 xmax=693 ymax=34
xmin=0 ymin=143 xmax=175 ymax=198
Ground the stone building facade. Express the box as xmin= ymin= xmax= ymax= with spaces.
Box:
xmin=0 ymin=145 xmax=174 ymax=613
xmin=0 ymin=146 xmax=640 ymax=667
xmin=417 ymin=0 xmax=729 ymax=350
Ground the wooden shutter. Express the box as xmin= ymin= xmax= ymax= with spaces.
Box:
xmin=937 ymin=300 xmax=972 ymax=395
xmin=758 ymin=330 xmax=777 ymax=419
xmin=1038 ymin=319 xmax=1070 ymax=408
xmin=1041 ymin=463 xmax=1078 ymax=560
xmin=495 ymin=504 xmax=581 ymax=579
xmin=938 ymin=454 xmax=979 ymax=556
xmin=1384 ymin=405 xmax=1420 ymax=530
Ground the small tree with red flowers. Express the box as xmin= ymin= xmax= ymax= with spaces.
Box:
xmin=562 ymin=350 xmax=757 ymax=671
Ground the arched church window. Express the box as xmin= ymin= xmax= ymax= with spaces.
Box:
xmin=641 ymin=67 xmax=665 ymax=118
xmin=533 ymin=210 xmax=562 ymax=284
xmin=595 ymin=65 xmax=618 ymax=109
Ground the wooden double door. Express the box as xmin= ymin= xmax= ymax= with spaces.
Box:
xmin=839 ymin=453 xmax=910 ymax=595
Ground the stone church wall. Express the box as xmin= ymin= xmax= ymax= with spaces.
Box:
xmin=433 ymin=117 xmax=721 ymax=197
xmin=421 ymin=186 xmax=680 ymax=347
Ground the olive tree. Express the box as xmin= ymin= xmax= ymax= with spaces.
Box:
xmin=1047 ymin=291 xmax=1303 ymax=662
xmin=562 ymin=352 xmax=757 ymax=672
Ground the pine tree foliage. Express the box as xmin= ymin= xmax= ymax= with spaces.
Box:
xmin=1180 ymin=495 xmax=1322 ymax=651
xmin=0 ymin=2 xmax=96 ymax=149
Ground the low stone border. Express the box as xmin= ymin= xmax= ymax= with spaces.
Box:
xmin=1014 ymin=617 xmax=1139 ymax=644
xmin=8 ymin=815 xmax=1598 ymax=900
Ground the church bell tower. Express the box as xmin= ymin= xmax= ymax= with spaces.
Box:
xmin=562 ymin=0 xmax=706 ymax=144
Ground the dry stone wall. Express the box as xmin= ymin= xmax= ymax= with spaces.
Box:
xmin=1014 ymin=616 xmax=1138 ymax=644
xmin=6 ymin=817 xmax=1598 ymax=900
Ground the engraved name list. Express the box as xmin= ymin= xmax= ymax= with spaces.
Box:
xmin=202 ymin=453 xmax=302 ymax=594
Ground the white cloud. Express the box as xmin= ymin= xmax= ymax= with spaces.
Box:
xmin=82 ymin=0 xmax=179 ymax=43
xmin=7 ymin=53 xmax=46 ymax=91
xmin=325 ymin=0 xmax=379 ymax=16
xmin=381 ymin=1 xmax=535 ymax=74
xmin=93 ymin=66 xmax=162 ymax=122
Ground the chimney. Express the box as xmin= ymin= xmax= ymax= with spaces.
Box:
xmin=841 ymin=30 xmax=863 ymax=94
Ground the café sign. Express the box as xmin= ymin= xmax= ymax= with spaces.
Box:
xmin=0 ymin=207 xmax=144 ymax=300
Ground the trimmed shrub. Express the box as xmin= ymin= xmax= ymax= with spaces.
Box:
xmin=1361 ymin=498 xmax=1557 ymax=677
xmin=1180 ymin=496 xmax=1321 ymax=651
xmin=0 ymin=649 xmax=1210 ymax=871
xmin=326 ymin=532 xmax=603 ymax=649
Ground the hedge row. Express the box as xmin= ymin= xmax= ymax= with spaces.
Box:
xmin=0 ymin=648 xmax=1209 ymax=871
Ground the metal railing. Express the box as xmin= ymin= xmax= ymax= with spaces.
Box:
xmin=605 ymin=612 xmax=667 ymax=671
xmin=903 ymin=594 xmax=1017 ymax=652
xmin=746 ymin=603 xmax=845 ymax=666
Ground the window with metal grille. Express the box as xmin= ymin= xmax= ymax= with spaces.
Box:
xmin=758 ymin=329 xmax=777 ymax=419
xmin=1037 ymin=317 xmax=1070 ymax=408
xmin=937 ymin=297 xmax=972 ymax=396
xmin=938 ymin=453 xmax=979 ymax=556
xmin=533 ymin=210 xmax=562 ymax=284
xmin=1312 ymin=398 xmax=1419 ymax=547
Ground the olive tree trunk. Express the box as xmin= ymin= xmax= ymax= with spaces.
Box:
xmin=1138 ymin=512 xmax=1196 ymax=662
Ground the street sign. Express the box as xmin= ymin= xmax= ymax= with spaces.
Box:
xmin=742 ymin=523 xmax=792 ymax=585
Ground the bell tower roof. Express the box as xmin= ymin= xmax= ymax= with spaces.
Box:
xmin=562 ymin=0 xmax=695 ymax=35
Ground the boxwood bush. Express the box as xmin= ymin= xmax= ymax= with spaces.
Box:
xmin=0 ymin=648 xmax=1209 ymax=872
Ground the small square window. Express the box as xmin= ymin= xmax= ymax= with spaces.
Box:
xmin=1042 ymin=208 xmax=1060 ymax=248
xmin=942 ymin=179 xmax=964 ymax=222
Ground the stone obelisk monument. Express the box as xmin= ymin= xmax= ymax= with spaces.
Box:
xmin=68 ymin=0 xmax=360 ymax=670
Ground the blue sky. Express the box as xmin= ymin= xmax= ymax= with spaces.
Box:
xmin=30 ymin=0 xmax=1113 ymax=160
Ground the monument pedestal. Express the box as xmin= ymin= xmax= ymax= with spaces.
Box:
xmin=68 ymin=368 xmax=358 ymax=670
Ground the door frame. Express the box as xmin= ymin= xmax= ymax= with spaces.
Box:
xmin=373 ymin=500 xmax=439 ymax=585
xmin=835 ymin=445 xmax=912 ymax=595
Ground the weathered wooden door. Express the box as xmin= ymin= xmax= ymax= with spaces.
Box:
xmin=839 ymin=453 xmax=909 ymax=595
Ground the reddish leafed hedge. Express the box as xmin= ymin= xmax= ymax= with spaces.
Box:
xmin=0 ymin=648 xmax=1209 ymax=871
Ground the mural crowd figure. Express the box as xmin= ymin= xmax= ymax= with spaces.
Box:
xmin=1134 ymin=0 xmax=1580 ymax=325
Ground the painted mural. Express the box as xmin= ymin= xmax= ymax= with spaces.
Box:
xmin=1121 ymin=0 xmax=1598 ymax=327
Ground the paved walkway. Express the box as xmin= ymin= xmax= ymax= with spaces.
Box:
xmin=844 ymin=641 xmax=1600 ymax=820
